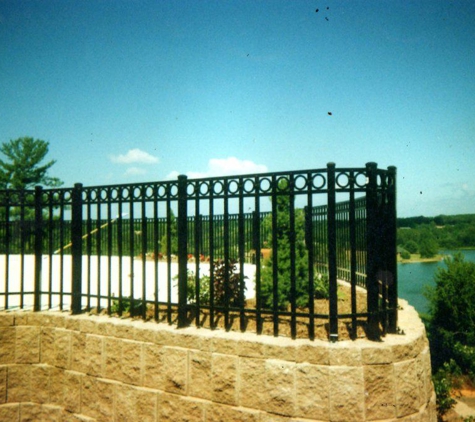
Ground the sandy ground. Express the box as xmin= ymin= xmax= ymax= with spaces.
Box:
xmin=0 ymin=254 xmax=256 ymax=311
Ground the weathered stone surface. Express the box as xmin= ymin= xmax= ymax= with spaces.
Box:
xmin=329 ymin=343 xmax=362 ymax=366
xmin=161 ymin=346 xmax=188 ymax=394
xmin=295 ymin=341 xmax=329 ymax=365
xmin=212 ymin=353 xmax=238 ymax=405
xmin=0 ymin=327 xmax=15 ymax=364
xmin=7 ymin=365 xmax=30 ymax=403
xmin=81 ymin=376 xmax=115 ymax=421
xmin=104 ymin=337 xmax=122 ymax=381
xmin=238 ymin=357 xmax=267 ymax=410
xmin=205 ymin=403 xmax=260 ymax=422
xmin=295 ymin=363 xmax=329 ymax=420
xmin=329 ymin=366 xmax=365 ymax=422
xmin=158 ymin=393 xmax=204 ymax=422
xmin=264 ymin=359 xmax=295 ymax=416
xmin=114 ymin=384 xmax=157 ymax=422
xmin=0 ymin=403 xmax=19 ymax=420
xmin=31 ymin=365 xmax=50 ymax=404
xmin=20 ymin=402 xmax=63 ymax=421
xmin=15 ymin=326 xmax=40 ymax=364
xmin=120 ymin=340 xmax=142 ymax=385
xmin=189 ymin=350 xmax=213 ymax=400
xmin=361 ymin=343 xmax=394 ymax=365
xmin=64 ymin=370 xmax=83 ymax=413
xmin=0 ymin=314 xmax=14 ymax=326
xmin=0 ymin=366 xmax=7 ymax=404
xmin=40 ymin=327 xmax=55 ymax=364
xmin=54 ymin=328 xmax=71 ymax=368
xmin=364 ymin=364 xmax=396 ymax=420
xmin=395 ymin=359 xmax=421 ymax=417
xmin=72 ymin=334 xmax=103 ymax=376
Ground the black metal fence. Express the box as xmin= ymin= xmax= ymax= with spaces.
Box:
xmin=0 ymin=162 xmax=397 ymax=341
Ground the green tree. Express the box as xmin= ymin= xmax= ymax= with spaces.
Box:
xmin=260 ymin=179 xmax=310 ymax=310
xmin=404 ymin=240 xmax=419 ymax=254
xmin=425 ymin=254 xmax=475 ymax=417
xmin=418 ymin=230 xmax=438 ymax=258
xmin=0 ymin=137 xmax=63 ymax=190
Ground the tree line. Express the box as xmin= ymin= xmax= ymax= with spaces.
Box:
xmin=397 ymin=215 xmax=475 ymax=259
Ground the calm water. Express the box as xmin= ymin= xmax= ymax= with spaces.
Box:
xmin=398 ymin=249 xmax=475 ymax=314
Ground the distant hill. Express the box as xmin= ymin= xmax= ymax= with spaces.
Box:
xmin=397 ymin=214 xmax=475 ymax=228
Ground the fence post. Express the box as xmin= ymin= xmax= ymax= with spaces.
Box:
xmin=34 ymin=186 xmax=43 ymax=312
xmin=71 ymin=183 xmax=83 ymax=315
xmin=177 ymin=175 xmax=188 ymax=328
xmin=365 ymin=162 xmax=381 ymax=340
xmin=387 ymin=166 xmax=398 ymax=332
xmin=327 ymin=162 xmax=338 ymax=342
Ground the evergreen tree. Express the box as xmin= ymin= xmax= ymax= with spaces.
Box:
xmin=260 ymin=179 xmax=310 ymax=310
xmin=0 ymin=137 xmax=63 ymax=190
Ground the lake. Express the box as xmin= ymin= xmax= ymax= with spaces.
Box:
xmin=398 ymin=249 xmax=475 ymax=314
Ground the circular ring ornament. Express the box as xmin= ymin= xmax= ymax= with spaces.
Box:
xmin=294 ymin=174 xmax=308 ymax=191
xmin=243 ymin=178 xmax=255 ymax=194
xmin=228 ymin=179 xmax=240 ymax=195
xmin=259 ymin=177 xmax=272 ymax=193
xmin=212 ymin=180 xmax=224 ymax=195
xmin=187 ymin=183 xmax=196 ymax=197
xmin=199 ymin=181 xmax=210 ymax=196
xmin=355 ymin=172 xmax=367 ymax=188
xmin=312 ymin=174 xmax=326 ymax=190
xmin=336 ymin=172 xmax=350 ymax=189
xmin=276 ymin=176 xmax=289 ymax=191
xmin=157 ymin=185 xmax=167 ymax=199
xmin=169 ymin=184 xmax=178 ymax=198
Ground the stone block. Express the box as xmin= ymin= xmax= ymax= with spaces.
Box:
xmin=212 ymin=353 xmax=238 ymax=405
xmin=114 ymin=384 xmax=158 ymax=422
xmin=160 ymin=346 xmax=188 ymax=394
xmin=40 ymin=327 xmax=55 ymax=364
xmin=13 ymin=314 xmax=28 ymax=326
xmin=7 ymin=365 xmax=31 ymax=403
xmin=20 ymin=402 xmax=62 ymax=421
xmin=64 ymin=370 xmax=83 ymax=413
xmin=31 ymin=365 xmax=50 ymax=403
xmin=364 ymin=364 xmax=396 ymax=420
xmin=158 ymin=393 xmax=205 ymax=422
xmin=238 ymin=357 xmax=267 ymax=409
xmin=80 ymin=334 xmax=103 ymax=376
xmin=49 ymin=367 xmax=65 ymax=407
xmin=329 ymin=343 xmax=362 ymax=366
xmin=189 ymin=350 xmax=213 ymax=400
xmin=295 ymin=363 xmax=329 ymax=420
xmin=143 ymin=343 xmax=163 ymax=390
xmin=329 ymin=366 xmax=365 ymax=422
xmin=205 ymin=403 xmax=260 ymax=422
xmin=295 ymin=342 xmax=329 ymax=365
xmin=0 ymin=313 xmax=15 ymax=326
xmin=263 ymin=359 xmax=295 ymax=416
xmin=361 ymin=343 xmax=394 ymax=365
xmin=81 ymin=376 xmax=115 ymax=421
xmin=0 ymin=327 xmax=15 ymax=364
xmin=104 ymin=337 xmax=122 ymax=381
xmin=15 ymin=326 xmax=40 ymax=364
xmin=0 ymin=403 xmax=19 ymax=420
xmin=395 ymin=359 xmax=422 ymax=417
xmin=0 ymin=366 xmax=7 ymax=404
xmin=121 ymin=340 xmax=143 ymax=385
xmin=54 ymin=329 xmax=71 ymax=368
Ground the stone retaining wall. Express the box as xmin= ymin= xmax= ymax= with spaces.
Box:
xmin=0 ymin=300 xmax=435 ymax=421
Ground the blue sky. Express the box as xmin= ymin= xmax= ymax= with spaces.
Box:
xmin=0 ymin=0 xmax=474 ymax=217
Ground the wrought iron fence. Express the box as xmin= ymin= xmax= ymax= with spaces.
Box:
xmin=0 ymin=162 xmax=397 ymax=341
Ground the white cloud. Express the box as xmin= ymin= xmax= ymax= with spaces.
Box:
xmin=110 ymin=148 xmax=159 ymax=164
xmin=124 ymin=167 xmax=147 ymax=176
xmin=167 ymin=157 xmax=268 ymax=180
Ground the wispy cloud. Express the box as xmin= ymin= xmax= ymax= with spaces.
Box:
xmin=124 ymin=167 xmax=147 ymax=176
xmin=110 ymin=148 xmax=159 ymax=164
xmin=166 ymin=157 xmax=268 ymax=180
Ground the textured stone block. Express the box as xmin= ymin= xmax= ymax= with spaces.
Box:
xmin=295 ymin=363 xmax=329 ymax=420
xmin=205 ymin=403 xmax=260 ymax=422
xmin=31 ymin=365 xmax=50 ymax=404
xmin=329 ymin=343 xmax=362 ymax=366
xmin=54 ymin=329 xmax=71 ymax=368
xmin=0 ymin=403 xmax=19 ymax=420
xmin=238 ymin=357 xmax=267 ymax=409
xmin=0 ymin=366 xmax=7 ymax=404
xmin=212 ymin=353 xmax=238 ymax=405
xmin=364 ymin=364 xmax=396 ymax=420
xmin=143 ymin=343 xmax=163 ymax=390
xmin=263 ymin=359 xmax=295 ymax=416
xmin=7 ymin=365 xmax=31 ymax=403
xmin=295 ymin=342 xmax=329 ymax=365
xmin=15 ymin=326 xmax=40 ymax=364
xmin=395 ymin=359 xmax=422 ymax=417
xmin=104 ymin=338 xmax=142 ymax=385
xmin=114 ymin=384 xmax=158 ymax=422
xmin=64 ymin=370 xmax=83 ymax=413
xmin=0 ymin=314 xmax=14 ymax=326
xmin=104 ymin=337 xmax=122 ymax=381
xmin=73 ymin=334 xmax=103 ymax=376
xmin=81 ymin=376 xmax=115 ymax=421
xmin=329 ymin=366 xmax=365 ymax=422
xmin=361 ymin=344 xmax=394 ymax=365
xmin=40 ymin=327 xmax=55 ymax=364
xmin=160 ymin=346 xmax=188 ymax=394
xmin=189 ymin=350 xmax=213 ymax=400
xmin=0 ymin=327 xmax=15 ymax=364
xmin=158 ymin=393 xmax=204 ymax=422
xmin=20 ymin=402 xmax=62 ymax=421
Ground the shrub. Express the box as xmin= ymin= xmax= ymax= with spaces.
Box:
xmin=314 ymin=273 xmax=330 ymax=299
xmin=400 ymin=250 xmax=411 ymax=260
xmin=111 ymin=296 xmax=144 ymax=316
xmin=183 ymin=259 xmax=246 ymax=307
xmin=404 ymin=240 xmax=419 ymax=254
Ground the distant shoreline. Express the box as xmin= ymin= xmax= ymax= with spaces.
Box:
xmin=398 ymin=249 xmax=475 ymax=264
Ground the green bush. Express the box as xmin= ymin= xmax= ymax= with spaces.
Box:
xmin=404 ymin=240 xmax=419 ymax=254
xmin=314 ymin=273 xmax=329 ymax=299
xmin=400 ymin=250 xmax=411 ymax=260
xmin=111 ymin=296 xmax=144 ymax=316
xmin=183 ymin=259 xmax=246 ymax=307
